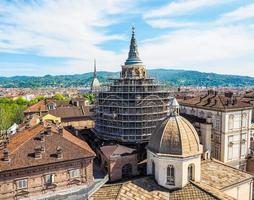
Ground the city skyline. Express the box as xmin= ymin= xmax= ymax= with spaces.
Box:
xmin=1 ymin=0 xmax=254 ymax=77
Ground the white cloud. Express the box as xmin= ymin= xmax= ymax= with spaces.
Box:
xmin=143 ymin=0 xmax=229 ymax=19
xmin=146 ymin=19 xmax=197 ymax=28
xmin=140 ymin=26 xmax=254 ymax=76
xmin=0 ymin=0 xmax=133 ymax=72
xmin=220 ymin=3 xmax=254 ymax=22
xmin=1 ymin=0 xmax=254 ymax=77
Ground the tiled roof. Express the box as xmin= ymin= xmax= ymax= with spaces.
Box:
xmin=90 ymin=177 xmax=233 ymax=200
xmin=24 ymin=100 xmax=48 ymax=113
xmin=24 ymin=99 xmax=72 ymax=113
xmin=100 ymin=144 xmax=136 ymax=160
xmin=90 ymin=183 xmax=122 ymax=200
xmin=49 ymin=107 xmax=84 ymax=118
xmin=148 ymin=115 xmax=202 ymax=157
xmin=180 ymin=93 xmax=252 ymax=111
xmin=0 ymin=124 xmax=95 ymax=171
xmin=201 ymin=159 xmax=253 ymax=190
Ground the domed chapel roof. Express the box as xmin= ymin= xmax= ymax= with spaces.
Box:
xmin=147 ymin=99 xmax=202 ymax=157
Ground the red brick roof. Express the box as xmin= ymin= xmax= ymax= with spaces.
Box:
xmin=0 ymin=124 xmax=95 ymax=171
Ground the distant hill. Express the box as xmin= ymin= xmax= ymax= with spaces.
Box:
xmin=1 ymin=69 xmax=254 ymax=88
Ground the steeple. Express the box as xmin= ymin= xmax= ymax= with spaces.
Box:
xmin=125 ymin=25 xmax=142 ymax=65
xmin=94 ymin=59 xmax=97 ymax=78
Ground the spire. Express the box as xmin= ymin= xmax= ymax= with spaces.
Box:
xmin=168 ymin=97 xmax=180 ymax=116
xmin=94 ymin=59 xmax=97 ymax=78
xmin=125 ymin=25 xmax=142 ymax=65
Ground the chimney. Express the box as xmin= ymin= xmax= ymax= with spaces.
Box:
xmin=3 ymin=149 xmax=10 ymax=162
xmin=3 ymin=141 xmax=7 ymax=149
xmin=40 ymin=133 xmax=45 ymax=142
xmin=56 ymin=146 xmax=63 ymax=159
xmin=34 ymin=146 xmax=42 ymax=159
xmin=40 ymin=146 xmax=45 ymax=152
xmin=58 ymin=127 xmax=64 ymax=136
xmin=45 ymin=126 xmax=52 ymax=136
xmin=25 ymin=123 xmax=30 ymax=129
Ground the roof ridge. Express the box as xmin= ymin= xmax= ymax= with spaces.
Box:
xmin=62 ymin=129 xmax=95 ymax=156
xmin=190 ymin=181 xmax=234 ymax=200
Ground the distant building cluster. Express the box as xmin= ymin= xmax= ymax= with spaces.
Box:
xmin=1 ymin=27 xmax=254 ymax=200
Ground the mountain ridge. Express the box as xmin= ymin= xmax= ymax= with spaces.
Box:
xmin=1 ymin=69 xmax=254 ymax=88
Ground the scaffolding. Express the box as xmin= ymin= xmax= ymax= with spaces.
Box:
xmin=95 ymin=72 xmax=170 ymax=144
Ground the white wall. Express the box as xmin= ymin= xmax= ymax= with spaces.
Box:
xmin=223 ymin=180 xmax=253 ymax=200
xmin=147 ymin=150 xmax=201 ymax=189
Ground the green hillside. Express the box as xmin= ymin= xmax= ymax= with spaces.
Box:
xmin=1 ymin=69 xmax=254 ymax=88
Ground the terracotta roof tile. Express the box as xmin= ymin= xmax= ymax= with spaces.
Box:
xmin=90 ymin=177 xmax=232 ymax=200
xmin=100 ymin=144 xmax=136 ymax=160
xmin=201 ymin=159 xmax=253 ymax=190
xmin=180 ymin=94 xmax=252 ymax=111
xmin=0 ymin=124 xmax=95 ymax=171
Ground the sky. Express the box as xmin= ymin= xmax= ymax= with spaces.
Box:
xmin=0 ymin=0 xmax=254 ymax=77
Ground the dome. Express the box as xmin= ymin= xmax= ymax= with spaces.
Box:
xmin=91 ymin=78 xmax=100 ymax=91
xmin=147 ymin=115 xmax=202 ymax=157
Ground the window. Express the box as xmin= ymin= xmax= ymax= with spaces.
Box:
xmin=16 ymin=179 xmax=28 ymax=190
xmin=166 ymin=165 xmax=175 ymax=185
xmin=242 ymin=114 xmax=248 ymax=128
xmin=228 ymin=136 xmax=233 ymax=160
xmin=69 ymin=169 xmax=80 ymax=179
xmin=228 ymin=135 xmax=240 ymax=160
xmin=228 ymin=114 xmax=234 ymax=130
xmin=234 ymin=114 xmax=241 ymax=129
xmin=241 ymin=133 xmax=247 ymax=157
xmin=44 ymin=174 xmax=54 ymax=185
xmin=214 ymin=116 xmax=220 ymax=130
xmin=188 ymin=165 xmax=194 ymax=181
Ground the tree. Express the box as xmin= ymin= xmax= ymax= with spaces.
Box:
xmin=83 ymin=93 xmax=95 ymax=104
xmin=53 ymin=93 xmax=66 ymax=101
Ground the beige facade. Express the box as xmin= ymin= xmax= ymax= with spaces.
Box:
xmin=0 ymin=159 xmax=93 ymax=200
xmin=180 ymin=105 xmax=252 ymax=169
xmin=223 ymin=180 xmax=253 ymax=200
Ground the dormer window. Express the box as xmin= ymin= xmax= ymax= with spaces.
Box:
xmin=47 ymin=103 xmax=56 ymax=110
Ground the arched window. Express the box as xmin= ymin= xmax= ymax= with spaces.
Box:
xmin=188 ymin=164 xmax=194 ymax=181
xmin=122 ymin=164 xmax=132 ymax=179
xmin=166 ymin=165 xmax=175 ymax=185
xmin=152 ymin=160 xmax=155 ymax=177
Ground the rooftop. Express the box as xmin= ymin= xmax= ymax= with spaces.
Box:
xmin=147 ymin=115 xmax=202 ymax=157
xmin=90 ymin=176 xmax=234 ymax=200
xmin=201 ymin=159 xmax=253 ymax=190
xmin=100 ymin=144 xmax=136 ymax=160
xmin=0 ymin=124 xmax=95 ymax=172
xmin=179 ymin=91 xmax=252 ymax=111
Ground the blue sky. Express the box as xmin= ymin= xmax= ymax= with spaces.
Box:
xmin=0 ymin=0 xmax=254 ymax=77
